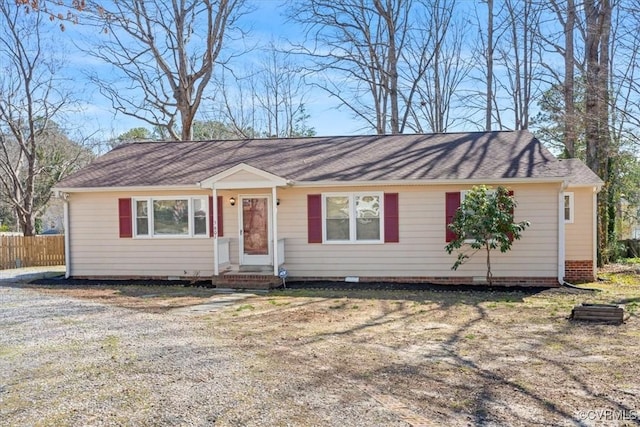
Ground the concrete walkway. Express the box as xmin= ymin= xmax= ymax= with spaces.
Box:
xmin=0 ymin=265 xmax=65 ymax=282
xmin=170 ymin=291 xmax=259 ymax=315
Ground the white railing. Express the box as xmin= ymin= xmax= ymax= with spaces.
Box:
xmin=218 ymin=238 xmax=230 ymax=267
xmin=277 ymin=238 xmax=285 ymax=266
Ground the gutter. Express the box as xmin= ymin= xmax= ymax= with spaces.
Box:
xmin=293 ymin=177 xmax=569 ymax=188
xmin=53 ymin=177 xmax=574 ymax=193
xmin=52 ymin=184 xmax=200 ymax=193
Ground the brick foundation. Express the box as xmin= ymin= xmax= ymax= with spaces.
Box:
xmin=564 ymin=260 xmax=596 ymax=283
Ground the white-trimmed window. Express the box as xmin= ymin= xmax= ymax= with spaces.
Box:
xmin=323 ymin=193 xmax=383 ymax=243
xmin=564 ymin=192 xmax=574 ymax=223
xmin=134 ymin=197 xmax=208 ymax=238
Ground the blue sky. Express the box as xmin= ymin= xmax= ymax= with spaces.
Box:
xmin=47 ymin=0 xmax=607 ymax=145
xmin=58 ymin=0 xmax=364 ymax=142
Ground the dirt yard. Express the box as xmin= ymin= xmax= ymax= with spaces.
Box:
xmin=1 ymin=270 xmax=639 ymax=426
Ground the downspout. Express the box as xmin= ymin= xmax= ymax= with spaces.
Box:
xmin=62 ymin=193 xmax=71 ymax=279
xmin=592 ymin=187 xmax=598 ymax=280
xmin=558 ymin=182 xmax=568 ymax=285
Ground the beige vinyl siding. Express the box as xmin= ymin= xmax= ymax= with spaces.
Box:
xmin=68 ymin=183 xmax=561 ymax=279
xmin=276 ymin=183 xmax=560 ymax=278
xmin=69 ymin=190 xmax=215 ymax=277
xmin=218 ymin=170 xmax=268 ymax=183
xmin=565 ymin=187 xmax=595 ymax=260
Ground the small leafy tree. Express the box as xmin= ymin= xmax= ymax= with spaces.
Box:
xmin=445 ymin=185 xmax=531 ymax=285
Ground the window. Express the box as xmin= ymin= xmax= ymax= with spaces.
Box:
xmin=449 ymin=189 xmax=514 ymax=243
xmin=135 ymin=200 xmax=149 ymax=235
xmin=193 ymin=198 xmax=207 ymax=235
xmin=323 ymin=193 xmax=382 ymax=243
xmin=564 ymin=192 xmax=574 ymax=223
xmin=134 ymin=197 xmax=208 ymax=238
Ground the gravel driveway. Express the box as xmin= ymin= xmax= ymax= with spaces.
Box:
xmin=0 ymin=286 xmax=405 ymax=426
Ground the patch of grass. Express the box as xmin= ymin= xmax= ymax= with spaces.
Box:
xmin=268 ymin=299 xmax=291 ymax=307
xmin=546 ymin=341 xmax=564 ymax=351
xmin=329 ymin=299 xmax=347 ymax=309
xmin=102 ymin=335 xmax=120 ymax=357
xmin=0 ymin=344 xmax=21 ymax=359
xmin=602 ymin=273 xmax=639 ymax=286
xmin=236 ymin=304 xmax=255 ymax=312
xmin=464 ymin=334 xmax=476 ymax=340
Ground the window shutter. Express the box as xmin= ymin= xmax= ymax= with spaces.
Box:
xmin=508 ymin=190 xmax=514 ymax=242
xmin=118 ymin=198 xmax=133 ymax=238
xmin=209 ymin=196 xmax=224 ymax=237
xmin=445 ymin=192 xmax=461 ymax=242
xmin=384 ymin=193 xmax=399 ymax=243
xmin=217 ymin=196 xmax=224 ymax=237
xmin=307 ymin=194 xmax=322 ymax=243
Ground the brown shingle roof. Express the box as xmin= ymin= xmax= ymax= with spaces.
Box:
xmin=56 ymin=131 xmax=602 ymax=188
xmin=556 ymin=158 xmax=604 ymax=186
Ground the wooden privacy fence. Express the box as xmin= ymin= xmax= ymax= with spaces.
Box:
xmin=0 ymin=235 xmax=65 ymax=270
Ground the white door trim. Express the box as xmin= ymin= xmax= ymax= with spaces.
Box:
xmin=239 ymin=195 xmax=272 ymax=266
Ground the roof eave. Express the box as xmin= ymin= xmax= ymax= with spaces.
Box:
xmin=52 ymin=184 xmax=201 ymax=194
xmin=53 ymin=177 xmax=583 ymax=193
xmin=291 ymin=177 xmax=569 ymax=187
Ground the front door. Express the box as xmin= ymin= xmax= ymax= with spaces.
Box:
xmin=240 ymin=196 xmax=271 ymax=265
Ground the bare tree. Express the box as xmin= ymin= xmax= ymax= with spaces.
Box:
xmin=250 ymin=45 xmax=314 ymax=137
xmin=289 ymin=0 xmax=436 ymax=135
xmin=409 ymin=0 xmax=469 ymax=133
xmin=0 ymin=3 xmax=88 ymax=235
xmin=496 ymin=0 xmax=544 ymax=130
xmin=210 ymin=44 xmax=315 ymax=138
xmin=485 ymin=0 xmax=495 ymax=131
xmin=466 ymin=0 xmax=505 ymax=130
xmin=83 ymin=0 xmax=247 ymax=141
xmin=609 ymin=1 xmax=640 ymax=147
xmin=536 ymin=0 xmax=582 ymax=157
xmin=583 ymin=0 xmax=613 ymax=263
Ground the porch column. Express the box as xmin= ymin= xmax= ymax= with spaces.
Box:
xmin=272 ymin=186 xmax=278 ymax=277
xmin=213 ymin=187 xmax=219 ymax=277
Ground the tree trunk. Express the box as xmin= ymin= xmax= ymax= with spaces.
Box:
xmin=564 ymin=0 xmax=577 ymax=158
xmin=374 ymin=0 xmax=400 ymax=134
xmin=485 ymin=0 xmax=494 ymax=132
xmin=486 ymin=244 xmax=493 ymax=285
xmin=584 ymin=0 xmax=612 ymax=264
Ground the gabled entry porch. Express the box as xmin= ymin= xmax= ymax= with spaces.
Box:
xmin=199 ymin=163 xmax=288 ymax=288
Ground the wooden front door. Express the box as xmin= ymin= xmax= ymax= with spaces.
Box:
xmin=240 ymin=196 xmax=271 ymax=265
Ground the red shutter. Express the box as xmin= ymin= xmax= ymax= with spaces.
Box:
xmin=508 ymin=190 xmax=514 ymax=242
xmin=209 ymin=196 xmax=214 ymax=237
xmin=118 ymin=198 xmax=132 ymax=238
xmin=384 ymin=193 xmax=399 ymax=243
xmin=307 ymin=194 xmax=322 ymax=243
xmin=208 ymin=196 xmax=224 ymax=237
xmin=217 ymin=196 xmax=224 ymax=237
xmin=445 ymin=192 xmax=461 ymax=242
